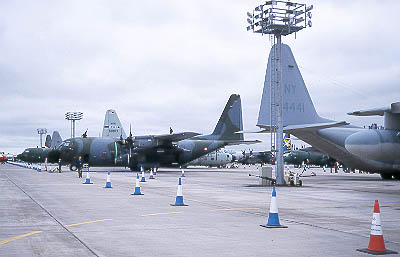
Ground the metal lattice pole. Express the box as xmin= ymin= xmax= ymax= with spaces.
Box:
xmin=246 ymin=1 xmax=313 ymax=185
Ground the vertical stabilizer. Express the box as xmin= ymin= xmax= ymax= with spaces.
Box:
xmin=102 ymin=109 xmax=126 ymax=139
xmin=45 ymin=135 xmax=52 ymax=148
xmin=197 ymin=94 xmax=244 ymax=141
xmin=283 ymin=133 xmax=291 ymax=153
xmin=257 ymin=44 xmax=330 ymax=129
xmin=50 ymin=131 xmax=63 ymax=148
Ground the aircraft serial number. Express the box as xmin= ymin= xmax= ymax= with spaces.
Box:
xmin=283 ymin=102 xmax=304 ymax=112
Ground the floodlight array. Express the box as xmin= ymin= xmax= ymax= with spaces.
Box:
xmin=246 ymin=0 xmax=313 ymax=36
xmin=65 ymin=112 xmax=83 ymax=121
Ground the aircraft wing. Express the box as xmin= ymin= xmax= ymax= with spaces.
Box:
xmin=347 ymin=107 xmax=390 ymax=116
xmin=153 ymin=132 xmax=201 ymax=142
xmin=224 ymin=140 xmax=262 ymax=146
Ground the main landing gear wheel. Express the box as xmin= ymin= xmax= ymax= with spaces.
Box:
xmin=70 ymin=164 xmax=77 ymax=171
xmin=380 ymin=173 xmax=393 ymax=180
xmin=393 ymin=173 xmax=400 ymax=180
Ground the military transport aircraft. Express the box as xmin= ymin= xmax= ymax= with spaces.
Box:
xmin=17 ymin=131 xmax=63 ymax=163
xmin=256 ymin=44 xmax=400 ymax=179
xmin=283 ymin=147 xmax=336 ymax=167
xmin=17 ymin=109 xmax=124 ymax=164
xmin=48 ymin=94 xmax=259 ymax=171
xmin=188 ymin=149 xmax=234 ymax=167
xmin=237 ymin=150 xmax=273 ymax=165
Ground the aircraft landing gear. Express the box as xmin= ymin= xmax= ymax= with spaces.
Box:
xmin=69 ymin=164 xmax=77 ymax=171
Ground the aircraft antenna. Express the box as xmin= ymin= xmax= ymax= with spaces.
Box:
xmin=246 ymin=1 xmax=313 ymax=185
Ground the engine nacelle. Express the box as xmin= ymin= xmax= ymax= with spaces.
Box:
xmin=345 ymin=129 xmax=400 ymax=161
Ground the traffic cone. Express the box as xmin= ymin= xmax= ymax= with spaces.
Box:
xmin=83 ymin=168 xmax=93 ymax=184
xmin=131 ymin=173 xmax=143 ymax=195
xmin=153 ymin=167 xmax=157 ymax=175
xmin=149 ymin=168 xmax=154 ymax=179
xmin=140 ymin=167 xmax=146 ymax=182
xmin=357 ymin=200 xmax=397 ymax=255
xmin=261 ymin=187 xmax=287 ymax=228
xmin=181 ymin=166 xmax=185 ymax=177
xmin=171 ymin=177 xmax=187 ymax=206
xmin=37 ymin=163 xmax=42 ymax=172
xmin=104 ymin=171 xmax=112 ymax=188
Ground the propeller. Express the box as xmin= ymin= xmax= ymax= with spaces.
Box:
xmin=126 ymin=124 xmax=133 ymax=145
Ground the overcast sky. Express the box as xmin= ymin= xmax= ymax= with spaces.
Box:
xmin=1 ymin=0 xmax=399 ymax=154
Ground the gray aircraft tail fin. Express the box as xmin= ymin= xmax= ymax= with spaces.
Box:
xmin=197 ymin=94 xmax=244 ymax=141
xmin=257 ymin=44 xmax=331 ymax=130
xmin=45 ymin=135 xmax=52 ymax=148
xmin=50 ymin=131 xmax=62 ymax=148
xmin=102 ymin=109 xmax=126 ymax=139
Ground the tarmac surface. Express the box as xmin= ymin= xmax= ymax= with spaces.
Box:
xmin=1 ymin=163 xmax=400 ymax=256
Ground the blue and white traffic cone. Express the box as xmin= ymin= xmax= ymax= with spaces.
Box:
xmin=37 ymin=163 xmax=42 ymax=172
xmin=83 ymin=168 xmax=93 ymax=184
xmin=171 ymin=177 xmax=187 ymax=206
xmin=261 ymin=187 xmax=287 ymax=228
xmin=153 ymin=167 xmax=157 ymax=175
xmin=181 ymin=166 xmax=185 ymax=177
xmin=131 ymin=173 xmax=143 ymax=195
xmin=140 ymin=167 xmax=146 ymax=182
xmin=105 ymin=171 xmax=112 ymax=188
xmin=149 ymin=168 xmax=154 ymax=179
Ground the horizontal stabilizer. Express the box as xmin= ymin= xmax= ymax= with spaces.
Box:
xmin=348 ymin=107 xmax=390 ymax=116
xmin=224 ymin=140 xmax=262 ymax=146
xmin=257 ymin=121 xmax=348 ymax=133
xmin=236 ymin=129 xmax=267 ymax=134
xmin=154 ymin=132 xmax=201 ymax=142
xmin=348 ymin=102 xmax=400 ymax=116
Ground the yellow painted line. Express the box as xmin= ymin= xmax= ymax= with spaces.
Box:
xmin=141 ymin=211 xmax=183 ymax=217
xmin=0 ymin=230 xmax=43 ymax=245
xmin=65 ymin=219 xmax=113 ymax=227
xmin=214 ymin=208 xmax=260 ymax=211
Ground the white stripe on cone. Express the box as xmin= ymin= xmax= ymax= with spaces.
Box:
xmin=106 ymin=174 xmax=111 ymax=183
xmin=135 ymin=176 xmax=140 ymax=188
xmin=177 ymin=184 xmax=183 ymax=196
xmin=269 ymin=196 xmax=278 ymax=214
xmin=370 ymin=213 xmax=383 ymax=235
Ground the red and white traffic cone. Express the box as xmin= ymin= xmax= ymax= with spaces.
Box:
xmin=149 ymin=168 xmax=154 ymax=179
xmin=357 ymin=200 xmax=397 ymax=255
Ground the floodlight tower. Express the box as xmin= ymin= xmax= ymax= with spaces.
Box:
xmin=37 ymin=128 xmax=47 ymax=148
xmin=65 ymin=112 xmax=83 ymax=138
xmin=246 ymin=1 xmax=313 ymax=185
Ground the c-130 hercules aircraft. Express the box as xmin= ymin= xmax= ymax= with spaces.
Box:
xmin=48 ymin=94 xmax=258 ymax=171
xmin=257 ymin=44 xmax=400 ymax=179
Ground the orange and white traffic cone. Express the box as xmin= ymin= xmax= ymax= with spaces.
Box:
xmin=357 ymin=200 xmax=397 ymax=255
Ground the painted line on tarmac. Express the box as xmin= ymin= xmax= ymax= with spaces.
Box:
xmin=0 ymin=231 xmax=43 ymax=245
xmin=214 ymin=208 xmax=260 ymax=211
xmin=4 ymin=173 xmax=100 ymax=256
xmin=287 ymin=203 xmax=400 ymax=210
xmin=141 ymin=211 xmax=183 ymax=217
xmin=66 ymin=219 xmax=113 ymax=227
